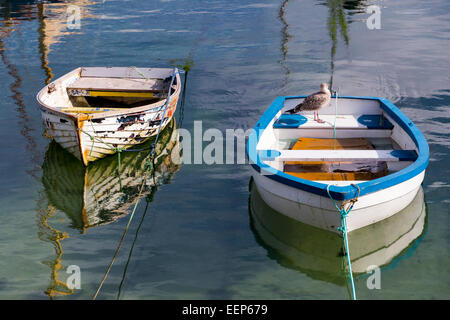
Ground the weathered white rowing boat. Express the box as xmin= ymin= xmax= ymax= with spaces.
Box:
xmin=37 ymin=66 xmax=181 ymax=166
xmin=247 ymin=95 xmax=429 ymax=233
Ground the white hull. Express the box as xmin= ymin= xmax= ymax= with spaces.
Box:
xmin=39 ymin=101 xmax=177 ymax=164
xmin=253 ymin=168 xmax=424 ymax=233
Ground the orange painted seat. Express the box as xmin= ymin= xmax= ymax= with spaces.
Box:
xmin=284 ymin=138 xmax=389 ymax=181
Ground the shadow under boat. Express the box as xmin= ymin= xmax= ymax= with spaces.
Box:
xmin=42 ymin=118 xmax=181 ymax=232
xmin=248 ymin=179 xmax=427 ymax=286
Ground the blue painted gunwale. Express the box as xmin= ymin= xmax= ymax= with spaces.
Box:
xmin=247 ymin=96 xmax=429 ymax=200
xmin=273 ymin=113 xmax=394 ymax=130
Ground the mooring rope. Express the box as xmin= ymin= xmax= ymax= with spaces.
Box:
xmin=326 ymin=183 xmax=360 ymax=300
xmin=333 ymin=88 xmax=339 ymax=139
xmin=91 ymin=173 xmax=148 ymax=300
xmin=131 ymin=66 xmax=150 ymax=81
xmin=91 ymin=69 xmax=178 ymax=300
xmin=117 ymin=187 xmax=157 ymax=300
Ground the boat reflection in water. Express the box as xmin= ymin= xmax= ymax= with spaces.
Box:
xmin=42 ymin=118 xmax=181 ymax=233
xmin=249 ymin=180 xmax=426 ymax=285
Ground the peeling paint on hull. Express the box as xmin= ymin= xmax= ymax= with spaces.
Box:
xmin=36 ymin=67 xmax=181 ymax=166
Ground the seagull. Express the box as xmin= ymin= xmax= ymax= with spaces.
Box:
xmin=286 ymin=83 xmax=331 ymax=123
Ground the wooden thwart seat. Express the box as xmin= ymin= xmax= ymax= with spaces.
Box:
xmin=258 ymin=138 xmax=416 ymax=181
xmin=273 ymin=149 xmax=417 ymax=162
xmin=283 ymin=137 xmax=384 ymax=180
xmin=67 ymin=77 xmax=169 ymax=98
xmin=290 ymin=137 xmax=374 ymax=150
xmin=80 ymin=67 xmax=174 ymax=80
xmin=284 ymin=161 xmax=388 ymax=181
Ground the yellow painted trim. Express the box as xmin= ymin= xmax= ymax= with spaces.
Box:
xmin=88 ymin=91 xmax=155 ymax=98
xmin=62 ymin=107 xmax=124 ymax=113
xmin=77 ymin=114 xmax=93 ymax=121
xmin=76 ymin=118 xmax=89 ymax=166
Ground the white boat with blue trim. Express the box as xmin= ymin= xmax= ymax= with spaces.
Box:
xmin=248 ymin=95 xmax=429 ymax=233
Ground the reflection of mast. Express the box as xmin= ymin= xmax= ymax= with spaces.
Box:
xmin=325 ymin=0 xmax=349 ymax=91
xmin=37 ymin=3 xmax=53 ymax=84
xmin=35 ymin=2 xmax=73 ymax=299
xmin=0 ymin=32 xmax=40 ymax=181
xmin=1 ymin=2 xmax=68 ymax=299
xmin=36 ymin=203 xmax=73 ymax=299
xmin=278 ymin=0 xmax=291 ymax=85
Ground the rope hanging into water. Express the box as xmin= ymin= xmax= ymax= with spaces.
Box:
xmin=117 ymin=187 xmax=157 ymax=299
xmin=326 ymin=183 xmax=360 ymax=300
xmin=91 ymin=174 xmax=148 ymax=300
xmin=91 ymin=69 xmax=178 ymax=300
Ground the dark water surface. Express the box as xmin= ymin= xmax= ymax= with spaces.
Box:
xmin=0 ymin=0 xmax=448 ymax=299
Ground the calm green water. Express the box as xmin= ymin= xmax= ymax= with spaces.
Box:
xmin=0 ymin=0 xmax=448 ymax=299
